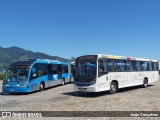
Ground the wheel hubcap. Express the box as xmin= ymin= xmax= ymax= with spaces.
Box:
xmin=62 ymin=80 xmax=64 ymax=85
xmin=144 ymin=80 xmax=148 ymax=87
xmin=111 ymin=85 xmax=116 ymax=92
xmin=40 ymin=84 xmax=43 ymax=89
xmin=145 ymin=82 xmax=147 ymax=87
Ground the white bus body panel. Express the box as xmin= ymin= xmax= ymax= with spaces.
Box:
xmin=75 ymin=71 xmax=159 ymax=92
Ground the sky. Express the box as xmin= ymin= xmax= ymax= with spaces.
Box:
xmin=0 ymin=0 xmax=160 ymax=59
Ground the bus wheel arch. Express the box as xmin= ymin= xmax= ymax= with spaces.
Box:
xmin=143 ymin=77 xmax=148 ymax=88
xmin=39 ymin=81 xmax=45 ymax=91
xmin=110 ymin=80 xmax=119 ymax=94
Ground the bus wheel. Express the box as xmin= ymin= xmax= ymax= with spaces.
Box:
xmin=110 ymin=82 xmax=117 ymax=94
xmin=143 ymin=78 xmax=148 ymax=88
xmin=39 ymin=82 xmax=45 ymax=91
xmin=61 ymin=79 xmax=65 ymax=86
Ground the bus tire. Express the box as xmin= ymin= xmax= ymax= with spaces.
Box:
xmin=143 ymin=78 xmax=148 ymax=88
xmin=39 ymin=82 xmax=45 ymax=91
xmin=110 ymin=82 xmax=118 ymax=94
xmin=61 ymin=79 xmax=65 ymax=86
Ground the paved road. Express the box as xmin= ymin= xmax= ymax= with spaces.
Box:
xmin=0 ymin=80 xmax=160 ymax=120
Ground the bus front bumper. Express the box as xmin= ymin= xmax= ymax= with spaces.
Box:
xmin=2 ymin=86 xmax=30 ymax=93
xmin=74 ymin=84 xmax=98 ymax=92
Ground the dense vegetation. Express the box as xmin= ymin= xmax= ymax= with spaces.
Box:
xmin=0 ymin=74 xmax=3 ymax=80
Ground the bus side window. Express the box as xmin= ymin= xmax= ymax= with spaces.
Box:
xmin=62 ymin=64 xmax=68 ymax=73
xmin=141 ymin=61 xmax=148 ymax=71
xmin=108 ymin=59 xmax=116 ymax=72
xmin=116 ymin=60 xmax=126 ymax=72
xmin=48 ymin=64 xmax=51 ymax=74
xmin=61 ymin=64 xmax=64 ymax=73
xmin=99 ymin=60 xmax=108 ymax=74
xmin=71 ymin=65 xmax=75 ymax=76
xmin=148 ymin=62 xmax=152 ymax=71
xmin=153 ymin=62 xmax=158 ymax=71
xmin=58 ymin=65 xmax=62 ymax=74
xmin=57 ymin=64 xmax=62 ymax=79
xmin=52 ymin=64 xmax=58 ymax=74
xmin=127 ymin=60 xmax=134 ymax=71
xmin=37 ymin=64 xmax=48 ymax=77
xmin=156 ymin=62 xmax=158 ymax=71
xmin=135 ymin=61 xmax=141 ymax=71
xmin=152 ymin=62 xmax=154 ymax=71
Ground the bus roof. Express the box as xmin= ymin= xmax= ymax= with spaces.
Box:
xmin=97 ymin=54 xmax=158 ymax=62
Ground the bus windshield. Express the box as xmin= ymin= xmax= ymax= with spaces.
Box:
xmin=75 ymin=56 xmax=97 ymax=82
xmin=4 ymin=66 xmax=30 ymax=82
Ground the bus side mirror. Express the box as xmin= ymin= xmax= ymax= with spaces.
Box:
xmin=32 ymin=67 xmax=36 ymax=73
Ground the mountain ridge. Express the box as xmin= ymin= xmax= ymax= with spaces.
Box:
xmin=0 ymin=46 xmax=76 ymax=70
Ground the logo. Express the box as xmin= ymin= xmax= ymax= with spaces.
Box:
xmin=12 ymin=78 xmax=16 ymax=82
xmin=2 ymin=112 xmax=11 ymax=117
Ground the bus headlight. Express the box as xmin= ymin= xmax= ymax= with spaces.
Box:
xmin=20 ymin=83 xmax=28 ymax=87
xmin=91 ymin=80 xmax=96 ymax=85
xmin=3 ymin=83 xmax=9 ymax=86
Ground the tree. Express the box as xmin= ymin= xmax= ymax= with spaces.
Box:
xmin=0 ymin=74 xmax=3 ymax=80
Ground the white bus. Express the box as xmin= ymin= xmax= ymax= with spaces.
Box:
xmin=74 ymin=54 xmax=159 ymax=94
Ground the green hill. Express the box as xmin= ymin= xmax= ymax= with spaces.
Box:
xmin=0 ymin=46 xmax=72 ymax=70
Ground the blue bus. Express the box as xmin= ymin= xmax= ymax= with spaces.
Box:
xmin=2 ymin=59 xmax=74 ymax=93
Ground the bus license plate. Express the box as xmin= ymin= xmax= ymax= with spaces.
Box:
xmin=79 ymin=88 xmax=87 ymax=91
